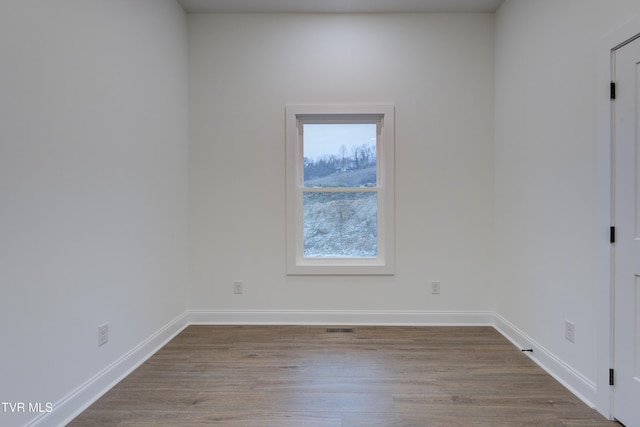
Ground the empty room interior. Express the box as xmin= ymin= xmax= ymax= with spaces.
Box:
xmin=3 ymin=0 xmax=640 ymax=426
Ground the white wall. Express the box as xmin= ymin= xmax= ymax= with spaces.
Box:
xmin=494 ymin=0 xmax=640 ymax=402
xmin=188 ymin=13 xmax=495 ymax=316
xmin=0 ymin=1 xmax=188 ymax=426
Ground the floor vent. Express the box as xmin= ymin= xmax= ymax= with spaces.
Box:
xmin=325 ymin=328 xmax=355 ymax=334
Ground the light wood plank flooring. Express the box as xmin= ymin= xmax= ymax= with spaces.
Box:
xmin=69 ymin=326 xmax=620 ymax=426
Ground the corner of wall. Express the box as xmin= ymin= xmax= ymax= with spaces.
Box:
xmin=32 ymin=312 xmax=190 ymax=427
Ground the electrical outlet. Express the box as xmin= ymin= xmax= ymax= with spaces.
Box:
xmin=565 ymin=320 xmax=575 ymax=343
xmin=233 ymin=280 xmax=243 ymax=295
xmin=431 ymin=281 xmax=441 ymax=295
xmin=98 ymin=323 xmax=109 ymax=347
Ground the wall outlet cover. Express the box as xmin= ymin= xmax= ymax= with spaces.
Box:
xmin=98 ymin=323 xmax=109 ymax=347
xmin=431 ymin=281 xmax=441 ymax=294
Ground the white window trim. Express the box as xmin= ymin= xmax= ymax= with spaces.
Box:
xmin=285 ymin=104 xmax=395 ymax=275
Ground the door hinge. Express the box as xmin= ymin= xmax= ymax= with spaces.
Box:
xmin=610 ymin=226 xmax=615 ymax=243
xmin=611 ymin=81 xmax=616 ymax=100
xmin=609 ymin=368 xmax=615 ymax=386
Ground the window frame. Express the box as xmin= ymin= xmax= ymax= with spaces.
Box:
xmin=285 ymin=104 xmax=395 ymax=275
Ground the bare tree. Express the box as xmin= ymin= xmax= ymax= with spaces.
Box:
xmin=350 ymin=145 xmax=360 ymax=169
xmin=358 ymin=144 xmax=369 ymax=167
xmin=338 ymin=145 xmax=348 ymax=170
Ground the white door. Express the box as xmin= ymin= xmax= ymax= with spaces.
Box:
xmin=613 ymin=34 xmax=640 ymax=427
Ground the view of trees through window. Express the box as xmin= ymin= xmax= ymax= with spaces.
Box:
xmin=302 ymin=123 xmax=378 ymax=257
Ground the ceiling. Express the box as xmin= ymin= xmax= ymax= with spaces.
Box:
xmin=177 ymin=0 xmax=506 ymax=14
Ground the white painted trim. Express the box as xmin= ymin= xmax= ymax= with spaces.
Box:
xmin=285 ymin=104 xmax=396 ymax=275
xmin=188 ymin=309 xmax=494 ymax=326
xmin=30 ymin=312 xmax=190 ymax=427
xmin=596 ymin=11 xmax=640 ymax=420
xmin=35 ymin=310 xmax=607 ymax=426
xmin=188 ymin=309 xmax=602 ymax=409
xmin=492 ymin=313 xmax=597 ymax=409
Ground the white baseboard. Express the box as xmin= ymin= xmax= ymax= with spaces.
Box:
xmin=492 ymin=313 xmax=597 ymax=408
xmin=34 ymin=309 xmax=600 ymax=426
xmin=187 ymin=309 xmax=495 ymax=326
xmin=30 ymin=311 xmax=190 ymax=427
xmin=190 ymin=309 xmax=599 ymax=409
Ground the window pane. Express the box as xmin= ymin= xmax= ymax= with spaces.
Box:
xmin=303 ymin=192 xmax=377 ymax=258
xmin=303 ymin=123 xmax=376 ymax=187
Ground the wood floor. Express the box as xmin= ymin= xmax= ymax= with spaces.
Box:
xmin=69 ymin=326 xmax=619 ymax=426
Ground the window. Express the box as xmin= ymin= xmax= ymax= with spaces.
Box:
xmin=285 ymin=104 xmax=395 ymax=275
